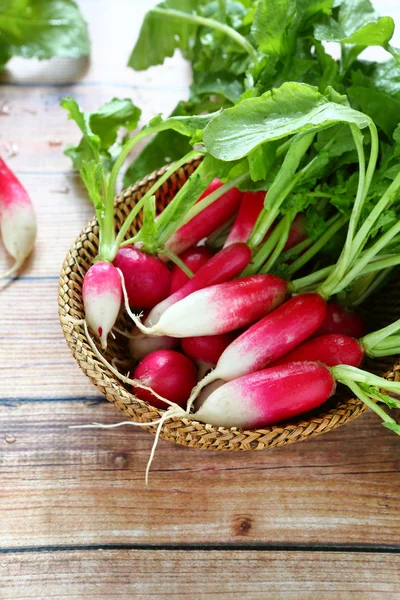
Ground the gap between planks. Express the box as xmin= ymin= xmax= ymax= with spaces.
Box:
xmin=1 ymin=542 xmax=400 ymax=554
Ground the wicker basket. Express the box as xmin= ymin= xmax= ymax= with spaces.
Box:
xmin=58 ymin=157 xmax=400 ymax=451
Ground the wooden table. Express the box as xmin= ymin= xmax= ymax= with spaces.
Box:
xmin=1 ymin=1 xmax=400 ymax=597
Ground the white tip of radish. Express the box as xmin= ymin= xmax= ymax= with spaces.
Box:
xmin=194 ymin=379 xmax=253 ymax=428
xmin=0 ymin=193 xmax=36 ymax=279
xmin=82 ymin=262 xmax=122 ymax=349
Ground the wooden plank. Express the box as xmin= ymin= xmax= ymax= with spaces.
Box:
xmin=0 ymin=83 xmax=185 ymax=173
xmin=1 ymin=549 xmax=399 ymax=599
xmin=0 ymin=281 xmax=98 ymax=398
xmin=1 ymin=400 xmax=400 ymax=547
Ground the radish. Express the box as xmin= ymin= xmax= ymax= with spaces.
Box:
xmin=194 ymin=360 xmax=400 ymax=434
xmin=314 ymin=302 xmax=365 ymax=338
xmin=129 ymin=274 xmax=288 ymax=338
xmin=113 ymin=245 xmax=172 ymax=309
xmin=146 ymin=242 xmax=252 ymax=326
xmin=170 ymin=246 xmax=213 ymax=293
xmin=274 ymin=316 xmax=400 ymax=367
xmin=82 ymin=262 xmax=122 ymax=349
xmin=224 ymin=191 xmax=265 ymax=247
xmin=188 ymin=293 xmax=326 ymax=405
xmin=132 ymin=349 xmax=197 ymax=409
xmin=194 ymin=362 xmax=336 ymax=428
xmin=165 ymin=178 xmax=242 ymax=256
xmin=181 ymin=332 xmax=235 ymax=377
xmin=0 ymin=158 xmax=36 ymax=279
xmin=129 ymin=330 xmax=178 ymax=360
xmin=273 ymin=334 xmax=365 ymax=367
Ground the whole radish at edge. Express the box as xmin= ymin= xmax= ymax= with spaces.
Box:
xmin=0 ymin=157 xmax=37 ymax=280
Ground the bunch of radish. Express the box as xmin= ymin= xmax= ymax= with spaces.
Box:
xmin=62 ymin=92 xmax=400 ymax=440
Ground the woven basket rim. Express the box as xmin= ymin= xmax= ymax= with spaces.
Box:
xmin=58 ymin=158 xmax=400 ymax=451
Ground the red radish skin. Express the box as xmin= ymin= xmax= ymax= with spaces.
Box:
xmin=170 ymin=246 xmax=214 ymax=294
xmin=113 ymin=246 xmax=171 ymax=309
xmin=194 ymin=362 xmax=336 ymax=428
xmin=138 ymin=274 xmax=288 ymax=338
xmin=198 ymin=293 xmax=326 ymax=386
xmin=129 ymin=330 xmax=179 ymax=360
xmin=146 ymin=242 xmax=252 ymax=326
xmin=224 ymin=191 xmax=265 ymax=247
xmin=0 ymin=157 xmax=36 ymax=278
xmin=284 ymin=213 xmax=308 ymax=251
xmin=314 ymin=302 xmax=365 ymax=338
xmin=132 ymin=350 xmax=197 ymax=409
xmin=165 ymin=178 xmax=242 ymax=256
xmin=273 ymin=333 xmax=365 ymax=367
xmin=82 ymin=262 xmax=122 ymax=349
xmin=181 ymin=332 xmax=235 ymax=367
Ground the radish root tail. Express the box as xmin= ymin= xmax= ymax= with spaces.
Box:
xmin=0 ymin=259 xmax=23 ymax=281
xmin=186 ymin=370 xmax=217 ymax=414
xmin=117 ymin=268 xmax=157 ymax=335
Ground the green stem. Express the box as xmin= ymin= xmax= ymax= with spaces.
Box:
xmin=283 ymin=237 xmax=314 ymax=259
xmin=317 ymin=123 xmax=378 ymax=299
xmin=181 ymin=173 xmax=248 ymax=225
xmin=113 ymin=150 xmax=201 ymax=254
xmin=362 ymin=318 xmax=400 ymax=354
xmin=286 ymin=214 xmax=347 ymax=278
xmin=387 ymin=44 xmax=400 ymax=66
xmin=290 ymin=265 xmax=333 ymax=293
xmin=120 ymin=233 xmax=140 ymax=247
xmin=152 ymin=8 xmax=258 ymax=60
xmin=317 ymin=128 xmax=365 ymax=294
xmin=359 ymin=255 xmax=400 ymax=276
xmin=342 ymin=380 xmax=397 ymax=426
xmin=346 ymin=268 xmax=393 ymax=308
xmin=333 ymin=364 xmax=400 ymax=394
xmin=372 ymin=335 xmax=400 ymax=351
xmin=260 ymin=214 xmax=293 ymax=274
xmin=101 ymin=126 xmax=169 ymax=260
xmin=162 ymin=248 xmax=194 ymax=278
xmin=155 ymin=158 xmax=218 ymax=245
xmin=351 ymin=169 xmax=400 ymax=259
xmin=331 ymin=219 xmax=400 ymax=296
xmin=248 ymin=132 xmax=316 ymax=248
xmin=366 ymin=345 xmax=400 ymax=358
xmin=243 ymin=216 xmax=289 ymax=276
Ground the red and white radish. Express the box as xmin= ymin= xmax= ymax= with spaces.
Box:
xmin=170 ymin=246 xmax=213 ymax=294
xmin=224 ymin=191 xmax=265 ymax=247
xmin=194 ymin=362 xmax=336 ymax=428
xmin=189 ymin=293 xmax=326 ymax=404
xmin=165 ymin=178 xmax=242 ymax=256
xmin=0 ymin=157 xmax=36 ymax=279
xmin=82 ymin=262 xmax=122 ymax=349
xmin=146 ymin=242 xmax=252 ymax=326
xmin=130 ymin=274 xmax=288 ymax=338
xmin=113 ymin=245 xmax=171 ymax=309
xmin=314 ymin=302 xmax=365 ymax=338
xmin=273 ymin=333 xmax=365 ymax=367
xmin=132 ymin=349 xmax=197 ymax=409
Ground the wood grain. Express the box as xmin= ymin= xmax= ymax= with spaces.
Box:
xmin=1 ymin=0 xmax=400 ymax=596
xmin=1 ymin=550 xmax=399 ymax=599
xmin=1 ymin=400 xmax=400 ymax=547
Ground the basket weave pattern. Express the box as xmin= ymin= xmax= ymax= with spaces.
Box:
xmin=58 ymin=158 xmax=400 ymax=451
